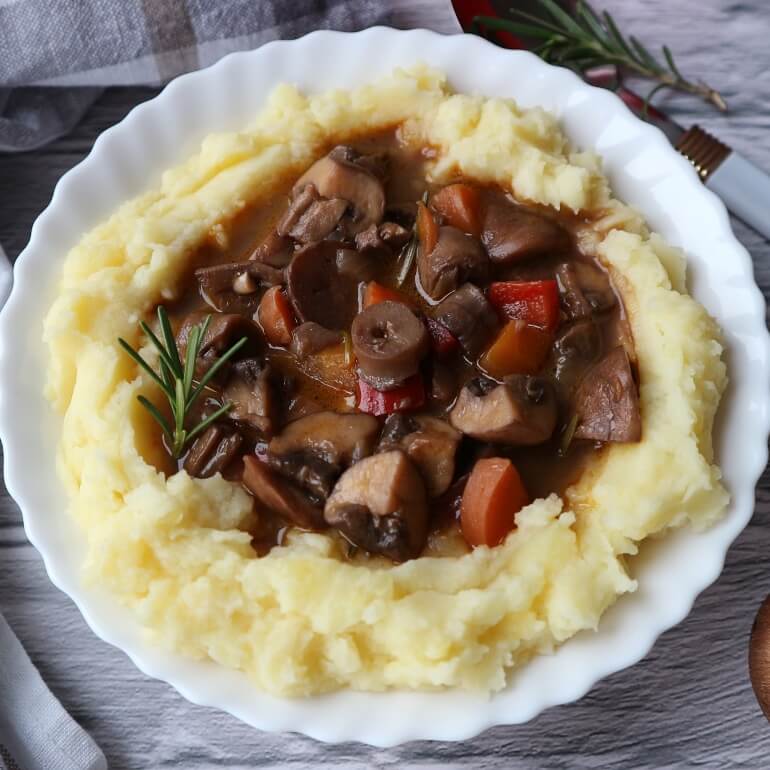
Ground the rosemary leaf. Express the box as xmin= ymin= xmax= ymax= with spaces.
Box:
xmin=186 ymin=402 xmax=233 ymax=443
xmin=471 ymin=16 xmax=555 ymax=40
xmin=629 ymin=35 xmax=662 ymax=73
xmin=119 ymin=308 xmax=246 ymax=460
xmin=183 ymin=324 xmax=199 ymax=401
xmin=118 ymin=338 xmax=175 ymax=400
xmin=159 ymin=356 xmax=175 ymax=392
xmin=137 ymin=395 xmax=174 ymax=441
xmin=602 ymin=11 xmax=635 ymax=60
xmin=187 ymin=335 xmax=247 ymax=406
xmin=139 ymin=320 xmax=181 ymax=379
xmin=173 ymin=378 xmax=186 ymax=437
xmin=539 ymin=0 xmax=585 ymax=36
xmin=396 ymin=191 xmax=428 ymax=288
xmin=396 ymin=238 xmax=417 ymax=287
xmin=158 ymin=306 xmax=183 ymax=376
xmin=662 ymin=44 xmax=683 ymax=80
xmin=643 ymin=82 xmax=669 ymax=116
xmin=577 ymin=2 xmax=608 ymax=43
xmin=471 ymin=1 xmax=726 ymax=112
xmin=560 ymin=413 xmax=580 ymax=456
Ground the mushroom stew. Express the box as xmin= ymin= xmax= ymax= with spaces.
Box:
xmin=162 ymin=131 xmax=642 ymax=561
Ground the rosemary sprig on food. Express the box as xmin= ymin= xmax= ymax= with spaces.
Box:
xmin=396 ymin=191 xmax=430 ymax=287
xmin=118 ymin=307 xmax=247 ymax=458
xmin=472 ymin=0 xmax=726 ymax=113
xmin=559 ymin=412 xmax=579 ymax=456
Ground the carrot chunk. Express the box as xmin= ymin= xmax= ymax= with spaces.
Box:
xmin=417 ymin=201 xmax=439 ymax=255
xmin=460 ymin=457 xmax=529 ymax=547
xmin=258 ymin=286 xmax=296 ymax=346
xmin=430 ymin=183 xmax=481 ymax=236
xmin=363 ymin=281 xmax=412 ymax=309
xmin=479 ymin=319 xmax=552 ymax=377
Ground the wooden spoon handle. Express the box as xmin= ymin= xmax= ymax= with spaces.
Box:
xmin=749 ymin=593 xmax=770 ymax=720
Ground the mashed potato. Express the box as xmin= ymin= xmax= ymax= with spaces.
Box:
xmin=43 ymin=67 xmax=728 ymax=695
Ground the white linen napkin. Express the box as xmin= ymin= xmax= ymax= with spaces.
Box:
xmin=0 ymin=614 xmax=107 ymax=770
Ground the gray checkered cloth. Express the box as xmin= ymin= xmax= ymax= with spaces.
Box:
xmin=0 ymin=0 xmax=459 ymax=151
xmin=0 ymin=3 xmax=459 ymax=768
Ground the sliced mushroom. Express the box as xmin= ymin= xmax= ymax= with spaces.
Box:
xmin=379 ymin=222 xmax=411 ymax=249
xmin=482 ymin=199 xmax=570 ymax=265
xmin=269 ymin=411 xmax=380 ymax=467
xmin=285 ymin=391 xmax=325 ymax=422
xmin=324 ymin=450 xmax=428 ymax=561
xmin=427 ymin=360 xmax=459 ymax=409
xmin=265 ymin=411 xmax=380 ymax=502
xmin=355 ymin=222 xmax=411 ymax=253
xmin=574 ymin=260 xmax=617 ymax=313
xmin=573 ymin=347 xmax=641 ymax=443
xmin=378 ymin=413 xmax=420 ymax=445
xmin=293 ymin=147 xmax=386 ymax=235
xmin=249 ymin=230 xmax=293 ymax=267
xmin=183 ymin=423 xmax=243 ymax=479
xmin=347 ymin=148 xmax=390 ymax=180
xmin=276 ymin=183 xmax=319 ymax=237
xmin=290 ymin=322 xmax=343 ymax=360
xmin=242 ymin=455 xmax=326 ymax=530
xmin=433 ymin=283 xmax=498 ymax=358
xmin=355 ymin=223 xmax=384 ymax=253
xmin=556 ymin=262 xmax=591 ymax=319
xmin=223 ymin=358 xmax=275 ymax=435
xmin=449 ymin=375 xmax=557 ymax=445
xmin=552 ymin=319 xmax=601 ymax=391
xmin=265 ymin=451 xmax=340 ymax=502
xmin=379 ymin=414 xmax=461 ymax=496
xmin=176 ymin=312 xmax=259 ymax=379
xmin=286 ymin=241 xmax=359 ymax=329
xmin=351 ymin=301 xmax=429 ymax=390
xmin=556 ymin=261 xmax=616 ymax=320
xmin=335 ymin=247 xmax=378 ymax=283
xmin=417 ymin=225 xmax=488 ymax=300
xmin=196 ymin=261 xmax=284 ymax=314
xmin=288 ymin=198 xmax=349 ymax=244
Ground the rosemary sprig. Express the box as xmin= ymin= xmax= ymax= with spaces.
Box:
xmin=472 ymin=0 xmax=726 ymax=113
xmin=396 ymin=191 xmax=430 ymax=287
xmin=559 ymin=412 xmax=579 ymax=456
xmin=119 ymin=307 xmax=247 ymax=458
xmin=396 ymin=230 xmax=418 ymax=287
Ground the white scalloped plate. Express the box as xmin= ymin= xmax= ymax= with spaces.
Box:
xmin=1 ymin=28 xmax=768 ymax=746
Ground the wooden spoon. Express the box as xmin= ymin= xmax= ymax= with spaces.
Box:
xmin=749 ymin=593 xmax=770 ymax=720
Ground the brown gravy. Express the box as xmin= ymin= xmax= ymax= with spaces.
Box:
xmin=161 ymin=129 xmax=631 ymax=557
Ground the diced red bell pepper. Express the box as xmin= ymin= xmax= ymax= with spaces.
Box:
xmin=426 ymin=318 xmax=460 ymax=357
xmin=356 ymin=374 xmax=425 ymax=416
xmin=488 ymin=280 xmax=560 ymax=333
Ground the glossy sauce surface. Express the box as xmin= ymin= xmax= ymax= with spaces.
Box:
xmin=162 ymin=129 xmax=632 ymax=557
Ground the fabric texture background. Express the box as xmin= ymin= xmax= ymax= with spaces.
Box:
xmin=0 ymin=613 xmax=107 ymax=770
xmin=0 ymin=0 xmax=434 ymax=151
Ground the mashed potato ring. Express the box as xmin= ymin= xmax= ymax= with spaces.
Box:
xmin=43 ymin=67 xmax=727 ymax=696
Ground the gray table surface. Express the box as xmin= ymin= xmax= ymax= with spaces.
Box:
xmin=2 ymin=1 xmax=770 ymax=767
